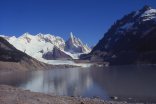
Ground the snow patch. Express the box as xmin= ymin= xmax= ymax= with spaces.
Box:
xmin=141 ymin=9 xmax=156 ymax=21
xmin=141 ymin=9 xmax=156 ymax=17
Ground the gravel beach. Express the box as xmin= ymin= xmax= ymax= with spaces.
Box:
xmin=0 ymin=85 xmax=142 ymax=104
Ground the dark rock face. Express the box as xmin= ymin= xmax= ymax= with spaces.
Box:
xmin=0 ymin=37 xmax=30 ymax=62
xmin=81 ymin=6 xmax=156 ymax=65
xmin=42 ymin=47 xmax=72 ymax=60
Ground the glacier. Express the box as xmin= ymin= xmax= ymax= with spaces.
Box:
xmin=0 ymin=32 xmax=91 ymax=67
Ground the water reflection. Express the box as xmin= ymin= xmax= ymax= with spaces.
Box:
xmin=0 ymin=65 xmax=156 ymax=101
xmin=91 ymin=66 xmax=156 ymax=98
xmin=0 ymin=71 xmax=32 ymax=86
xmin=0 ymin=68 xmax=108 ymax=99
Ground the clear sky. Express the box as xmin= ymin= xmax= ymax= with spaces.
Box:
xmin=0 ymin=0 xmax=156 ymax=46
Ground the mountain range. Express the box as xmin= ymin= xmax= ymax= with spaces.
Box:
xmin=81 ymin=5 xmax=156 ymax=65
xmin=1 ymin=32 xmax=91 ymax=63
xmin=1 ymin=5 xmax=156 ymax=67
xmin=0 ymin=37 xmax=53 ymax=71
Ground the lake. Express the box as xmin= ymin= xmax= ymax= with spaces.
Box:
xmin=0 ymin=65 xmax=156 ymax=102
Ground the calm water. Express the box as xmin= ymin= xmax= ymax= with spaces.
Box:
xmin=0 ymin=65 xmax=156 ymax=101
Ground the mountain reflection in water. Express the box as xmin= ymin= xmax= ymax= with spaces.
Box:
xmin=0 ymin=65 xmax=156 ymax=101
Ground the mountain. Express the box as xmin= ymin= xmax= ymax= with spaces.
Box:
xmin=81 ymin=5 xmax=156 ymax=65
xmin=43 ymin=46 xmax=72 ymax=60
xmin=0 ymin=37 xmax=53 ymax=71
xmin=65 ymin=32 xmax=91 ymax=53
xmin=1 ymin=32 xmax=91 ymax=63
xmin=1 ymin=33 xmax=67 ymax=60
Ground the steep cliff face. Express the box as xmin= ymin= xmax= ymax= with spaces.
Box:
xmin=81 ymin=6 xmax=156 ymax=65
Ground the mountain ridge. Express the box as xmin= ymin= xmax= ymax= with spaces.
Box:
xmin=81 ymin=5 xmax=156 ymax=65
xmin=1 ymin=32 xmax=91 ymax=63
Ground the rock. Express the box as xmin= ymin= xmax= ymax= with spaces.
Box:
xmin=0 ymin=85 xmax=135 ymax=104
xmin=42 ymin=46 xmax=72 ymax=60
xmin=110 ymin=96 xmax=118 ymax=100
xmin=65 ymin=32 xmax=91 ymax=53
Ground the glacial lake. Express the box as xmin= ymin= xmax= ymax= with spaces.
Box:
xmin=0 ymin=65 xmax=156 ymax=102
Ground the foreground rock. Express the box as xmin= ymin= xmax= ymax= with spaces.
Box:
xmin=0 ymin=85 xmax=138 ymax=104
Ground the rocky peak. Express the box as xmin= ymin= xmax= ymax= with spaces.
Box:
xmin=70 ymin=32 xmax=74 ymax=40
xmin=85 ymin=6 xmax=156 ymax=65
xmin=65 ymin=32 xmax=91 ymax=53
xmin=68 ymin=32 xmax=81 ymax=45
xmin=19 ymin=32 xmax=32 ymax=43
xmin=20 ymin=32 xmax=32 ymax=38
xmin=141 ymin=5 xmax=152 ymax=12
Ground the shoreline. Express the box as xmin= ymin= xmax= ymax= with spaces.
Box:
xmin=0 ymin=60 xmax=80 ymax=72
xmin=1 ymin=64 xmax=156 ymax=104
xmin=0 ymin=85 xmax=141 ymax=104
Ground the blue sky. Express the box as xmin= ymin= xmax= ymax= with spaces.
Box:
xmin=0 ymin=0 xmax=156 ymax=46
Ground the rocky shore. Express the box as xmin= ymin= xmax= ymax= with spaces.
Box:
xmin=0 ymin=85 xmax=142 ymax=104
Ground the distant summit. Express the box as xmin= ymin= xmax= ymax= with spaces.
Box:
xmin=65 ymin=32 xmax=91 ymax=53
xmin=141 ymin=5 xmax=152 ymax=11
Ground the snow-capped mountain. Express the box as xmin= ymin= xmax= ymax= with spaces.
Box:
xmin=65 ymin=32 xmax=91 ymax=53
xmin=81 ymin=5 xmax=156 ymax=65
xmin=0 ymin=37 xmax=52 ymax=71
xmin=0 ymin=32 xmax=91 ymax=62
